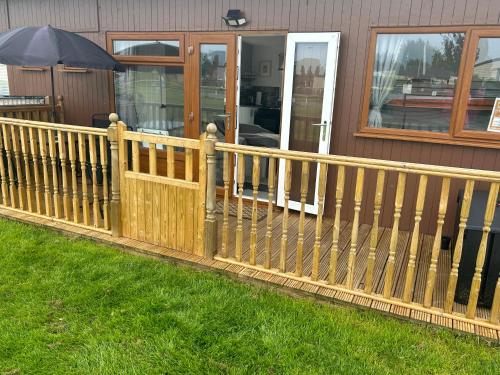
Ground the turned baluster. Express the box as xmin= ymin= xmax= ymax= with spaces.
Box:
xmin=88 ymin=134 xmax=101 ymax=227
xmin=235 ymin=153 xmax=245 ymax=262
xmin=221 ymin=151 xmax=230 ymax=258
xmin=78 ymin=133 xmax=91 ymax=225
xmin=466 ymin=182 xmax=499 ymax=319
xmin=264 ymin=157 xmax=276 ymax=269
xmin=67 ymin=132 xmax=80 ymax=223
xmin=0 ymin=126 xmax=8 ymax=206
xmin=346 ymin=167 xmax=365 ymax=289
xmin=37 ymin=128 xmax=52 ymax=216
xmin=57 ymin=130 xmax=71 ymax=220
xmin=365 ymin=170 xmax=385 ymax=294
xmin=19 ymin=127 xmax=34 ymax=212
xmin=295 ymin=161 xmax=310 ymax=277
xmin=443 ymin=180 xmax=474 ymax=313
xmin=99 ymin=135 xmax=110 ymax=230
xmin=2 ymin=123 xmax=18 ymax=208
xmin=279 ymin=159 xmax=292 ymax=273
xmin=383 ymin=172 xmax=407 ymax=298
xmin=311 ymin=163 xmax=328 ymax=281
xmin=402 ymin=174 xmax=428 ymax=303
xmin=10 ymin=125 xmax=26 ymax=210
xmin=47 ymin=129 xmax=61 ymax=218
xmin=249 ymin=155 xmax=260 ymax=266
xmin=423 ymin=177 xmax=450 ymax=308
xmin=328 ymin=165 xmax=345 ymax=285
xmin=28 ymin=127 xmax=42 ymax=214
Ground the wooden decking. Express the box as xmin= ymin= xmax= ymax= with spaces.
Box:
xmin=0 ymin=204 xmax=498 ymax=341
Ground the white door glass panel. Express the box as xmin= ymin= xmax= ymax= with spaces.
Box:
xmin=277 ymin=32 xmax=340 ymax=214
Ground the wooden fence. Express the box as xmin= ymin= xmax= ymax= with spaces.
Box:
xmin=207 ymin=125 xmax=500 ymax=331
xmin=0 ymin=115 xmax=499 ymax=333
xmin=0 ymin=116 xmax=111 ymax=232
xmin=0 ymin=96 xmax=65 ymax=123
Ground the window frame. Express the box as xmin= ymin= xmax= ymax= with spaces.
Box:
xmin=106 ymin=32 xmax=185 ymax=64
xmin=357 ymin=26 xmax=500 ymax=148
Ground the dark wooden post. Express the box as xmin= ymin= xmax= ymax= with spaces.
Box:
xmin=107 ymin=113 xmax=122 ymax=237
xmin=204 ymin=123 xmax=218 ymax=259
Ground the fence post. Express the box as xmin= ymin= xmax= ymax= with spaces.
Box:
xmin=204 ymin=123 xmax=218 ymax=259
xmin=107 ymin=113 xmax=122 ymax=237
xmin=56 ymin=95 xmax=65 ymax=123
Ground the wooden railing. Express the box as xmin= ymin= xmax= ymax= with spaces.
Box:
xmin=0 ymin=116 xmax=111 ymax=232
xmin=1 ymin=116 xmax=499 ymax=333
xmin=204 ymin=125 xmax=500 ymax=330
xmin=0 ymin=96 xmax=65 ymax=123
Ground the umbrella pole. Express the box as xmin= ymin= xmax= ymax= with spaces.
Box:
xmin=50 ymin=66 xmax=57 ymax=122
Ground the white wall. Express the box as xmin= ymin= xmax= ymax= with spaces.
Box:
xmin=0 ymin=64 xmax=9 ymax=96
xmin=251 ymin=44 xmax=283 ymax=87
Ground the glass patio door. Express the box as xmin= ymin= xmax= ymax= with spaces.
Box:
xmin=189 ymin=34 xmax=236 ymax=185
xmin=277 ymin=33 xmax=340 ymax=214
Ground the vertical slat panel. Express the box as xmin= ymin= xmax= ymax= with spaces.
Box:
xmin=444 ymin=180 xmax=474 ymax=313
xmin=144 ymin=180 xmax=153 ymax=243
xmin=235 ymin=153 xmax=245 ymax=262
xmin=346 ymin=167 xmax=365 ymax=289
xmin=221 ymin=151 xmax=230 ymax=258
xmin=78 ymin=132 xmax=90 ymax=225
xmin=311 ymin=163 xmax=328 ymax=281
xmin=167 ymin=145 xmax=174 ymax=178
xmin=365 ymin=170 xmax=385 ymax=294
xmin=10 ymin=125 xmax=26 ymax=210
xmin=184 ymin=188 xmax=194 ymax=252
xmin=176 ymin=186 xmax=185 ymax=251
xmin=423 ymin=177 xmax=450 ymax=307
xmin=329 ymin=165 xmax=345 ymax=285
xmin=29 ymin=128 xmax=42 ymax=214
xmin=249 ymin=155 xmax=260 ymax=266
xmin=383 ymin=172 xmax=407 ymax=298
xmin=402 ymin=174 xmax=428 ymax=302
xmin=160 ymin=183 xmax=169 ymax=247
xmin=2 ymin=123 xmax=18 ymax=208
xmin=264 ymin=157 xmax=276 ymax=269
xmin=295 ymin=161 xmax=310 ymax=277
xmin=137 ymin=178 xmax=145 ymax=241
xmin=132 ymin=140 xmax=140 ymax=172
xmin=149 ymin=143 xmax=157 ymax=175
xmin=466 ymin=182 xmax=500 ymax=318
xmin=0 ymin=126 xmax=9 ymax=206
xmin=88 ymin=134 xmax=100 ymax=227
xmin=47 ymin=129 xmax=61 ymax=218
xmin=168 ymin=183 xmax=177 ymax=249
xmin=129 ymin=178 xmax=138 ymax=240
xmin=67 ymin=132 xmax=80 ymax=223
xmin=20 ymin=127 xmax=34 ymax=210
xmin=279 ymin=159 xmax=292 ymax=272
xmin=38 ymin=128 xmax=52 ymax=216
xmin=99 ymin=135 xmax=110 ymax=229
xmin=57 ymin=130 xmax=71 ymax=220
xmin=153 ymin=182 xmax=161 ymax=245
xmin=185 ymin=148 xmax=193 ymax=182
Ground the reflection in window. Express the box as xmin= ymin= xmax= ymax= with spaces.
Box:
xmin=114 ymin=65 xmax=184 ymax=136
xmin=113 ymin=40 xmax=180 ymax=56
xmin=464 ymin=38 xmax=500 ymax=131
xmin=367 ymin=33 xmax=464 ymax=132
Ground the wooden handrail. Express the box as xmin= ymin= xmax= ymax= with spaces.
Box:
xmin=215 ymin=142 xmax=500 ymax=182
xmin=0 ymin=117 xmax=106 ymax=136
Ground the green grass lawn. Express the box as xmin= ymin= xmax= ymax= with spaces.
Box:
xmin=0 ymin=218 xmax=498 ymax=374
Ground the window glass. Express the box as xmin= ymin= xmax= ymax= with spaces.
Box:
xmin=113 ymin=40 xmax=180 ymax=57
xmin=114 ymin=65 xmax=185 ymax=137
xmin=367 ymin=33 xmax=464 ymax=132
xmin=464 ymin=37 xmax=500 ymax=131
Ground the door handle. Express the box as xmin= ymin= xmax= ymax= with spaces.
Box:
xmin=311 ymin=120 xmax=329 ymax=141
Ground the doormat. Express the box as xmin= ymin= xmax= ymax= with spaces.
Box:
xmin=216 ymin=201 xmax=268 ymax=222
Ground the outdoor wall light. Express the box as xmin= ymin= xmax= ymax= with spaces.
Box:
xmin=222 ymin=9 xmax=247 ymax=27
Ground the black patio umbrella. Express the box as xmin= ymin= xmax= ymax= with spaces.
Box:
xmin=0 ymin=25 xmax=125 ymax=120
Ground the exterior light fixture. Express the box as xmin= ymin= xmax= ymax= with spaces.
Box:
xmin=223 ymin=9 xmax=247 ymax=27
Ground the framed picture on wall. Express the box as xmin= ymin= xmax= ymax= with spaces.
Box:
xmin=259 ymin=60 xmax=271 ymax=77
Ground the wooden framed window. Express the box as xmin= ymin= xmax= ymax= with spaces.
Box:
xmin=107 ymin=32 xmax=185 ymax=64
xmin=357 ymin=27 xmax=500 ymax=148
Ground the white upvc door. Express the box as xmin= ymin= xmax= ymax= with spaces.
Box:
xmin=277 ymin=32 xmax=340 ymax=214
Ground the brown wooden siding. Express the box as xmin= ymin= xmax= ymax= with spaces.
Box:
xmin=3 ymin=0 xmax=500 ymax=235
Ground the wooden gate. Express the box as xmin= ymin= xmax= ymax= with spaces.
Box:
xmin=115 ymin=120 xmax=206 ymax=256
